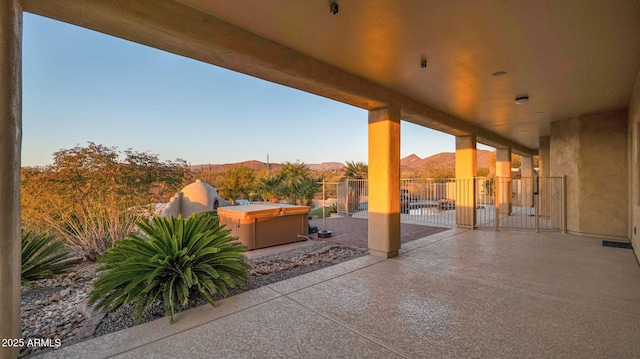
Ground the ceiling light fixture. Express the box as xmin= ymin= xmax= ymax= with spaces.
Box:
xmin=330 ymin=2 xmax=339 ymax=14
xmin=515 ymin=96 xmax=529 ymax=105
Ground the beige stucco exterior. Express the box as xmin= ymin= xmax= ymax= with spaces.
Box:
xmin=496 ymin=148 xmax=512 ymax=214
xmin=368 ymin=106 xmax=401 ymax=258
xmin=521 ymin=156 xmax=534 ymax=207
xmin=0 ymin=1 xmax=22 ymax=357
xmin=455 ymin=135 xmax=477 ymax=227
xmin=629 ymin=72 xmax=640 ymax=259
xmin=1 ymin=3 xmax=639 ymax=357
xmin=538 ymin=137 xmax=550 ymax=178
xmin=551 ymin=111 xmax=629 ymax=239
xmin=159 ymin=180 xmax=220 ymax=218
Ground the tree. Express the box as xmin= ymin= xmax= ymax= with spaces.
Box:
xmin=279 ymin=161 xmax=311 ymax=179
xmin=420 ymin=165 xmax=455 ymax=179
xmin=253 ymin=162 xmax=320 ymax=205
xmin=342 ymin=161 xmax=368 ymax=179
xmin=21 ymin=142 xmax=193 ymax=260
xmin=291 ymin=176 xmax=321 ymax=206
xmin=256 ymin=175 xmax=282 ymax=203
xmin=511 ymin=154 xmax=522 ymax=169
xmin=477 ymin=168 xmax=490 ymax=177
xmin=277 ymin=162 xmax=312 ymax=204
xmin=218 ymin=166 xmax=256 ymax=203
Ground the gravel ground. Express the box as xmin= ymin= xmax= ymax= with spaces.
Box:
xmin=20 ymin=240 xmax=367 ymax=358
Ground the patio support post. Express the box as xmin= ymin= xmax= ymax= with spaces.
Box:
xmin=538 ymin=136 xmax=550 ymax=217
xmin=0 ymin=1 xmax=22 ymax=358
xmin=496 ymin=147 xmax=512 ymax=215
xmin=368 ymin=106 xmax=401 ymax=258
xmin=521 ymin=155 xmax=534 ymax=207
xmin=455 ymin=135 xmax=477 ymax=227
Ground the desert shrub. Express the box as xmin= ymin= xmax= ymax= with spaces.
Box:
xmin=21 ymin=230 xmax=80 ymax=284
xmin=89 ymin=212 xmax=251 ymax=323
xmin=21 ymin=143 xmax=193 ymax=260
xmin=49 ymin=201 xmax=149 ymax=261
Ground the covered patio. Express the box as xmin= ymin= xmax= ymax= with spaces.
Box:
xmin=2 ymin=1 xmax=640 ymax=358
xmin=40 ymin=229 xmax=640 ymax=358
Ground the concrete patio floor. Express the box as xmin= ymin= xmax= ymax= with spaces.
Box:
xmin=38 ymin=229 xmax=640 ymax=358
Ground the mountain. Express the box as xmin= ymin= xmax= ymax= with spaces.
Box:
xmin=191 ymin=160 xmax=276 ymax=173
xmin=400 ymin=154 xmax=422 ymax=168
xmin=191 ymin=160 xmax=343 ymax=173
xmin=192 ymin=150 xmax=492 ymax=174
xmin=400 ymin=150 xmax=492 ymax=172
xmin=307 ymin=162 xmax=344 ymax=171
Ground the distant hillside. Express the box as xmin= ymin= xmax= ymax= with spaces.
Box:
xmin=192 ymin=150 xmax=492 ymax=175
xmin=401 ymin=150 xmax=492 ymax=172
xmin=191 ymin=160 xmax=277 ymax=173
xmin=400 ymin=154 xmax=422 ymax=169
xmin=307 ymin=162 xmax=344 ymax=171
xmin=191 ymin=160 xmax=343 ymax=174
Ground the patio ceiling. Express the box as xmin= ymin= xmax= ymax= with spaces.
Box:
xmin=173 ymin=0 xmax=640 ymax=150
xmin=23 ymin=0 xmax=640 ymax=153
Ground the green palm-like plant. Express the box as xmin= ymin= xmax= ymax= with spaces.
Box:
xmin=292 ymin=176 xmax=321 ymax=206
xmin=89 ymin=212 xmax=251 ymax=323
xmin=22 ymin=230 xmax=80 ymax=284
xmin=343 ymin=161 xmax=368 ymax=179
xmin=257 ymin=175 xmax=282 ymax=203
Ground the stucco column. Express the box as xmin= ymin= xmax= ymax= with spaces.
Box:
xmin=0 ymin=1 xmax=22 ymax=358
xmin=496 ymin=147 xmax=512 ymax=214
xmin=521 ymin=155 xmax=534 ymax=207
xmin=538 ymin=136 xmax=550 ymax=177
xmin=455 ymin=135 xmax=476 ymax=227
xmin=538 ymin=136 xmax=550 ymax=217
xmin=368 ymin=106 xmax=401 ymax=258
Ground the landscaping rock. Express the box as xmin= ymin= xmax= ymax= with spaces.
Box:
xmin=20 ymin=241 xmax=368 ymax=358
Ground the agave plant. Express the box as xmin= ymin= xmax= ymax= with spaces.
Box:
xmin=89 ymin=212 xmax=251 ymax=323
xmin=21 ymin=230 xmax=80 ymax=284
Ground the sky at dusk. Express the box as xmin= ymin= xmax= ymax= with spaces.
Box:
xmin=22 ymin=13 xmax=490 ymax=167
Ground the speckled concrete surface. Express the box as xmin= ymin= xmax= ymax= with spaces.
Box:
xmin=38 ymin=230 xmax=640 ymax=358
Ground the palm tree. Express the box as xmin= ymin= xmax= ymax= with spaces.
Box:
xmin=292 ymin=176 xmax=321 ymax=206
xmin=343 ymin=161 xmax=368 ymax=179
xmin=256 ymin=175 xmax=282 ymax=203
xmin=279 ymin=161 xmax=310 ymax=179
xmin=278 ymin=162 xmax=311 ymax=204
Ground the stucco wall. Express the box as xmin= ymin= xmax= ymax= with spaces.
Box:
xmin=550 ymin=118 xmax=580 ymax=231
xmin=551 ymin=111 xmax=629 ymax=239
xmin=630 ymin=71 xmax=640 ymax=260
xmin=579 ymin=111 xmax=628 ymax=237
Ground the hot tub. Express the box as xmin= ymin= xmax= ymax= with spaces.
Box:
xmin=217 ymin=204 xmax=310 ymax=250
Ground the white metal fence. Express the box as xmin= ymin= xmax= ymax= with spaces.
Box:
xmin=336 ymin=179 xmax=368 ymax=215
xmin=332 ymin=177 xmax=566 ymax=231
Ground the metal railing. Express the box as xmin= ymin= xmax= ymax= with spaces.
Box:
xmin=400 ymin=178 xmax=458 ymax=226
xmin=336 ymin=179 xmax=368 ymax=215
xmin=332 ymin=176 xmax=566 ymax=232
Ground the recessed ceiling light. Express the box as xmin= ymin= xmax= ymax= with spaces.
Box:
xmin=492 ymin=71 xmax=507 ymax=77
xmin=515 ymin=96 xmax=529 ymax=105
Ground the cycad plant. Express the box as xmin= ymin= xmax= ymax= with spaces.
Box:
xmin=21 ymin=230 xmax=80 ymax=284
xmin=89 ymin=212 xmax=251 ymax=323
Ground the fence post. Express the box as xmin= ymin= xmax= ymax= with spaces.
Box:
xmin=495 ymin=177 xmax=500 ymax=231
xmin=535 ymin=192 xmax=540 ymax=233
xmin=345 ymin=178 xmax=349 ymax=215
xmin=562 ymin=175 xmax=567 ymax=234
